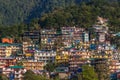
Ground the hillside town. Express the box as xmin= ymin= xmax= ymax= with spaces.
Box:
xmin=0 ymin=17 xmax=120 ymax=80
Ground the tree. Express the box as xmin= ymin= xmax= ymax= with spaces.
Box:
xmin=23 ymin=70 xmax=48 ymax=80
xmin=0 ymin=74 xmax=8 ymax=80
xmin=39 ymin=0 xmax=120 ymax=32
xmin=44 ymin=62 xmax=56 ymax=72
xmin=16 ymin=61 xmax=23 ymax=66
xmin=80 ymin=65 xmax=98 ymax=80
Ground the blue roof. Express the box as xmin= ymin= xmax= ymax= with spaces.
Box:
xmin=115 ymin=32 xmax=120 ymax=36
xmin=0 ymin=57 xmax=15 ymax=59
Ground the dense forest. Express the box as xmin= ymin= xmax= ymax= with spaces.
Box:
xmin=40 ymin=0 xmax=120 ymax=32
xmin=0 ymin=0 xmax=119 ymax=26
xmin=0 ymin=0 xmax=85 ymax=26
xmin=0 ymin=0 xmax=120 ymax=43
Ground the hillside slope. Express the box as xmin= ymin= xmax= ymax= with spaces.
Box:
xmin=0 ymin=0 xmax=119 ymax=26
xmin=0 ymin=0 xmax=82 ymax=26
xmin=39 ymin=0 xmax=120 ymax=32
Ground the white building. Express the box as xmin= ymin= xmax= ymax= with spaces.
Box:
xmin=34 ymin=50 xmax=56 ymax=65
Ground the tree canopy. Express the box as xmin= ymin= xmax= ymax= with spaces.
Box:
xmin=0 ymin=0 xmax=82 ymax=26
xmin=81 ymin=65 xmax=98 ymax=80
xmin=0 ymin=0 xmax=120 ymax=28
xmin=23 ymin=70 xmax=48 ymax=80
xmin=39 ymin=0 xmax=120 ymax=32
xmin=0 ymin=0 xmax=120 ymax=44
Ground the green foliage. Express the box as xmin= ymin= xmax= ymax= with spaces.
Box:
xmin=40 ymin=0 xmax=120 ymax=32
xmin=16 ymin=61 xmax=23 ymax=66
xmin=0 ymin=23 xmax=27 ymax=43
xmin=0 ymin=74 xmax=8 ymax=80
xmin=0 ymin=0 xmax=120 ymax=42
xmin=1 ymin=0 xmax=119 ymax=29
xmin=23 ymin=70 xmax=48 ymax=80
xmin=95 ymin=60 xmax=110 ymax=80
xmin=0 ymin=0 xmax=38 ymax=26
xmin=110 ymin=36 xmax=120 ymax=48
xmin=81 ymin=65 xmax=98 ymax=80
xmin=44 ymin=62 xmax=56 ymax=72
xmin=0 ymin=0 xmax=82 ymax=26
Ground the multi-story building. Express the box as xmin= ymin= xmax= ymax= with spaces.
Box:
xmin=56 ymin=50 xmax=69 ymax=63
xmin=23 ymin=61 xmax=44 ymax=70
xmin=69 ymin=49 xmax=90 ymax=71
xmin=9 ymin=66 xmax=26 ymax=80
xmin=0 ymin=43 xmax=22 ymax=58
xmin=34 ymin=50 xmax=56 ymax=65
xmin=40 ymin=27 xmax=85 ymax=50
xmin=90 ymin=58 xmax=109 ymax=79
xmin=22 ymin=31 xmax=40 ymax=59
xmin=61 ymin=27 xmax=84 ymax=48
xmin=93 ymin=17 xmax=109 ymax=43
xmin=109 ymin=49 xmax=120 ymax=73
xmin=93 ymin=16 xmax=108 ymax=33
xmin=109 ymin=60 xmax=120 ymax=73
xmin=23 ymin=31 xmax=40 ymax=44
xmin=0 ymin=57 xmax=16 ymax=68
xmin=22 ymin=41 xmax=35 ymax=60
xmin=83 ymin=32 xmax=90 ymax=42
xmin=89 ymin=41 xmax=114 ymax=76
xmin=90 ymin=50 xmax=113 ymax=59
xmin=2 ymin=66 xmax=26 ymax=80
xmin=96 ymin=32 xmax=106 ymax=43
xmin=90 ymin=42 xmax=113 ymax=60
xmin=61 ymin=27 xmax=75 ymax=48
xmin=73 ymin=27 xmax=84 ymax=42
xmin=40 ymin=29 xmax=57 ymax=50
xmin=112 ymin=49 xmax=120 ymax=60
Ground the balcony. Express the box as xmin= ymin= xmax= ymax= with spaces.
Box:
xmin=15 ymin=71 xmax=21 ymax=74
xmin=15 ymin=74 xmax=22 ymax=78
xmin=15 ymin=72 xmax=20 ymax=74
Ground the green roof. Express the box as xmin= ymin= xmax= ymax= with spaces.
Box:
xmin=9 ymin=66 xmax=24 ymax=69
xmin=55 ymin=67 xmax=68 ymax=73
xmin=16 ymin=52 xmax=23 ymax=55
xmin=0 ymin=43 xmax=22 ymax=46
xmin=89 ymin=58 xmax=95 ymax=60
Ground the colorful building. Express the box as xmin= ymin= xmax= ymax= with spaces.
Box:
xmin=0 ymin=43 xmax=22 ymax=57
xmin=23 ymin=41 xmax=35 ymax=60
xmin=23 ymin=61 xmax=44 ymax=70
xmin=23 ymin=31 xmax=40 ymax=44
xmin=56 ymin=50 xmax=69 ymax=63
xmin=0 ymin=57 xmax=16 ymax=68
xmin=109 ymin=60 xmax=120 ymax=73
xmin=2 ymin=66 xmax=26 ymax=80
xmin=2 ymin=38 xmax=14 ymax=43
xmin=40 ymin=29 xmax=57 ymax=50
xmin=9 ymin=66 xmax=26 ymax=80
xmin=34 ymin=50 xmax=56 ymax=65
xmin=61 ymin=27 xmax=84 ymax=48
xmin=69 ymin=49 xmax=90 ymax=71
xmin=83 ymin=32 xmax=90 ymax=42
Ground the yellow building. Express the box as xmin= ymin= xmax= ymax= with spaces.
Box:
xmin=5 ymin=47 xmax=12 ymax=57
xmin=69 ymin=50 xmax=90 ymax=71
xmin=0 ymin=43 xmax=22 ymax=57
xmin=90 ymin=50 xmax=113 ymax=59
xmin=23 ymin=61 xmax=44 ymax=70
xmin=109 ymin=60 xmax=120 ymax=73
xmin=56 ymin=51 xmax=69 ymax=63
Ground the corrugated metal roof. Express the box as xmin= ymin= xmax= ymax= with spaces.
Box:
xmin=0 ymin=43 xmax=22 ymax=46
xmin=9 ymin=66 xmax=24 ymax=69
